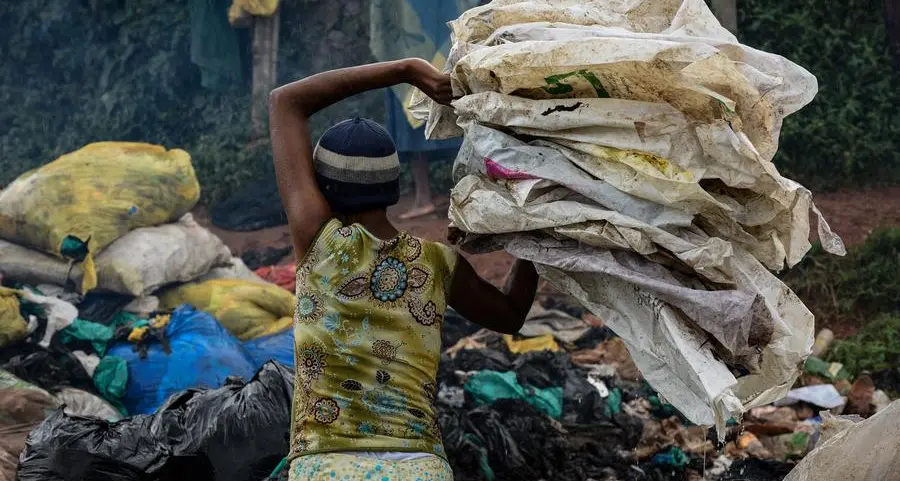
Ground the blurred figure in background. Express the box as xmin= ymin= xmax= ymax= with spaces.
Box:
xmin=369 ymin=0 xmax=485 ymax=219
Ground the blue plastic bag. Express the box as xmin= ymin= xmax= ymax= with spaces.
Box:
xmin=107 ymin=305 xmax=257 ymax=414
xmin=243 ymin=329 xmax=294 ymax=369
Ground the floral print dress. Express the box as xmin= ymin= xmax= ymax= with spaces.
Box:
xmin=289 ymin=219 xmax=457 ymax=469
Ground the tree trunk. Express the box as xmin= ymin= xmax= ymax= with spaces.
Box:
xmin=886 ymin=0 xmax=900 ymax=70
xmin=251 ymin=9 xmax=281 ymax=140
xmin=711 ymin=0 xmax=738 ymax=35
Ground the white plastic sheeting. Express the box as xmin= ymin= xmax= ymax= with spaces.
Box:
xmin=784 ymin=401 xmax=900 ymax=481
xmin=421 ymin=0 xmax=845 ymax=432
xmin=0 ymin=214 xmax=232 ymax=297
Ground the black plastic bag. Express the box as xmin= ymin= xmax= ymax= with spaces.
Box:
xmin=163 ymin=361 xmax=294 ymax=481
xmin=210 ymin=177 xmax=288 ymax=232
xmin=17 ymin=411 xmax=169 ymax=481
xmin=17 ymin=362 xmax=295 ymax=481
xmin=77 ymin=291 xmax=135 ymax=326
xmin=241 ymin=246 xmax=292 ymax=271
xmin=718 ymin=459 xmax=795 ymax=481
xmin=0 ymin=343 xmax=96 ymax=395
xmin=441 ymin=309 xmax=482 ymax=350
xmin=440 ymin=399 xmax=645 ymax=481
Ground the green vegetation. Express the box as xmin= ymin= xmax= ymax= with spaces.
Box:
xmin=0 ymin=0 xmax=896 ymax=205
xmin=783 ymin=228 xmax=900 ymax=326
xmin=0 ymin=0 xmax=378 ymax=205
xmin=738 ymin=0 xmax=900 ymax=190
xmin=783 ymin=228 xmax=900 ymax=376
xmin=827 ymin=314 xmax=900 ymax=376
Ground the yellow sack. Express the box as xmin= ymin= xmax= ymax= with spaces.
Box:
xmin=0 ymin=288 xmax=28 ymax=348
xmin=228 ymin=0 xmax=279 ymax=27
xmin=158 ymin=279 xmax=294 ymax=341
xmin=503 ymin=334 xmax=561 ymax=354
xmin=0 ymin=142 xmax=200 ymax=293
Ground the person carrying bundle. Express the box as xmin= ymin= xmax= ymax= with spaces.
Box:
xmin=268 ymin=58 xmax=539 ymax=481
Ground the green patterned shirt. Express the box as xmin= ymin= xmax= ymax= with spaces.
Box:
xmin=289 ymin=219 xmax=458 ymax=461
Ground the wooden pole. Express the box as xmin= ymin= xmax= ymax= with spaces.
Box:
xmin=711 ymin=0 xmax=738 ymax=35
xmin=886 ymin=0 xmax=900 ymax=70
xmin=251 ymin=8 xmax=280 ymax=140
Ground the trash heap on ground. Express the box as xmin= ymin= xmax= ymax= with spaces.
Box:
xmin=0 ymin=140 xmax=897 ymax=480
xmin=415 ymin=0 xmax=849 ymax=436
xmin=0 ymin=141 xmax=301 ymax=480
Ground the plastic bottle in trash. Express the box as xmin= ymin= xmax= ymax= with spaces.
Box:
xmin=811 ymin=329 xmax=834 ymax=358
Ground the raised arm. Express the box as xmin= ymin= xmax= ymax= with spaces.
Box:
xmin=449 ymin=257 xmax=539 ymax=335
xmin=269 ymin=59 xmax=453 ymax=261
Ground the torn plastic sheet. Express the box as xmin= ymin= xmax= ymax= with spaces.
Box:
xmin=457 ymin=232 xmax=812 ymax=431
xmin=784 ymin=400 xmax=900 ymax=481
xmin=427 ymin=0 xmax=844 ymax=437
xmin=451 ymin=102 xmax=843 ymax=271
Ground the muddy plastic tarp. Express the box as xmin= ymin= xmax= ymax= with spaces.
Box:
xmin=420 ymin=0 xmax=844 ymax=431
xmin=17 ymin=362 xmax=294 ymax=481
xmin=783 ymin=400 xmax=900 ymax=481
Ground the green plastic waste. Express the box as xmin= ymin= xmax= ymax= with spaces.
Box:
xmin=605 ymin=387 xmax=623 ymax=417
xmin=93 ymin=355 xmax=129 ymax=415
xmin=464 ymin=370 xmax=563 ymax=418
xmin=652 ymin=447 xmax=690 ymax=467
xmin=60 ymin=319 xmax=116 ymax=355
xmin=805 ymin=356 xmax=852 ymax=381
xmin=465 ymin=434 xmax=496 ymax=481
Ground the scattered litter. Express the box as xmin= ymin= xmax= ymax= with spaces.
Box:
xmin=784 ymin=400 xmax=900 ymax=481
xmin=465 ymin=370 xmax=563 ymax=418
xmin=503 ymin=334 xmax=560 ymax=354
xmin=241 ymin=246 xmax=293 ymax=271
xmin=872 ymin=390 xmax=892 ymax=412
xmin=845 ymin=375 xmax=876 ymax=416
xmin=254 ymin=265 xmax=296 ymax=292
xmin=811 ymin=329 xmax=835 ymax=358
xmin=517 ymin=306 xmax=591 ymax=343
xmin=55 ymin=387 xmax=122 ymax=421
xmin=437 ymin=385 xmax=465 ymax=408
xmin=775 ymin=385 xmax=846 ymax=409
xmin=804 ymin=356 xmax=851 ymax=381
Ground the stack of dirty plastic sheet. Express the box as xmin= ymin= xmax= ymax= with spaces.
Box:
xmin=413 ymin=0 xmax=846 ymax=432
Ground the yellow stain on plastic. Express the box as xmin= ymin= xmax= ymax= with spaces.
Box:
xmin=158 ymin=279 xmax=295 ymax=341
xmin=588 ymin=144 xmax=694 ymax=182
xmin=503 ymin=334 xmax=561 ymax=354
xmin=128 ymin=326 xmax=149 ymax=343
xmin=0 ymin=287 xmax=28 ymax=348
xmin=0 ymin=142 xmax=200 ymax=295
xmin=81 ymin=255 xmax=98 ymax=293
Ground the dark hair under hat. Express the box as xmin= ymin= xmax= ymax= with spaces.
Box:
xmin=313 ymin=118 xmax=401 ymax=214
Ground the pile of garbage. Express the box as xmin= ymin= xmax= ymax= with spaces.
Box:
xmin=0 ymin=141 xmax=303 ymax=479
xmin=415 ymin=0 xmax=848 ymax=431
xmin=0 ymin=139 xmax=894 ymax=480
xmin=433 ymin=306 xmax=900 ymax=481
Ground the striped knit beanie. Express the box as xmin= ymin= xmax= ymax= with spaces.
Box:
xmin=313 ymin=118 xmax=401 ymax=214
